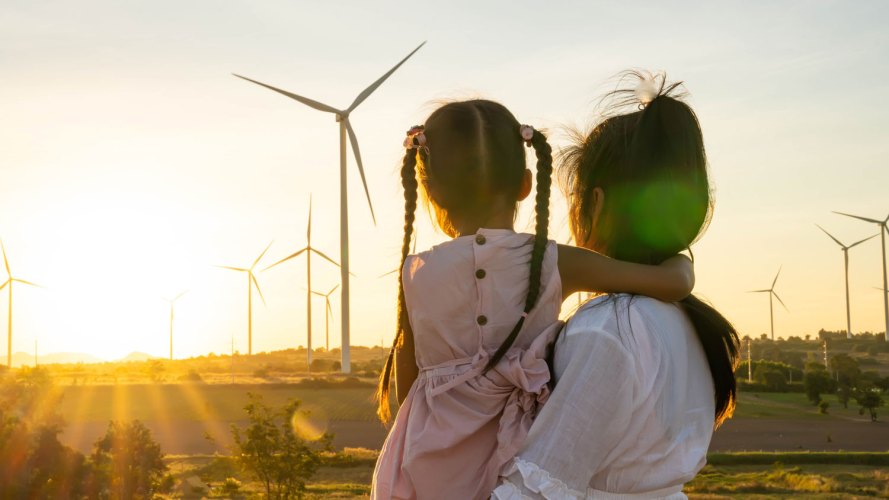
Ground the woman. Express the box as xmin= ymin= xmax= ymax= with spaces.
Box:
xmin=493 ymin=73 xmax=740 ymax=499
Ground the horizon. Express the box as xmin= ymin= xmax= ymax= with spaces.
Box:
xmin=2 ymin=1 xmax=889 ymax=360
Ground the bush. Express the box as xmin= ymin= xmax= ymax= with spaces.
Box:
xmin=818 ymin=400 xmax=830 ymax=414
xmin=179 ymin=369 xmax=204 ymax=383
xmin=89 ymin=420 xmax=169 ymax=498
xmin=230 ymin=393 xmax=332 ymax=499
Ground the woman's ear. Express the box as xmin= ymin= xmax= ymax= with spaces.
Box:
xmin=517 ymin=169 xmax=533 ymax=201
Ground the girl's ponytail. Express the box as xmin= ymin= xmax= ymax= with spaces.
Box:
xmin=484 ymin=127 xmax=553 ymax=371
xmin=375 ymin=141 xmax=420 ymax=422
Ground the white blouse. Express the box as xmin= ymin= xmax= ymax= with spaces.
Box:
xmin=493 ymin=294 xmax=715 ymax=499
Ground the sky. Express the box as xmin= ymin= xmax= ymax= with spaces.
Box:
xmin=1 ymin=0 xmax=889 ymax=360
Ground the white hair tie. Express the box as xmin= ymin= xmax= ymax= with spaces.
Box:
xmin=519 ymin=124 xmax=534 ymax=147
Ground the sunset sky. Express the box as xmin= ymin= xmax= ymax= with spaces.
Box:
xmin=2 ymin=1 xmax=889 ymax=360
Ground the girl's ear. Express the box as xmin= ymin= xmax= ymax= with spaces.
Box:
xmin=517 ymin=169 xmax=533 ymax=201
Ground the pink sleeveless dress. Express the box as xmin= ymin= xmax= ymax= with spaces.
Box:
xmin=372 ymin=228 xmax=563 ymax=500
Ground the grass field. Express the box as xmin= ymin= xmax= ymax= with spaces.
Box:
xmin=162 ymin=452 xmax=889 ymax=499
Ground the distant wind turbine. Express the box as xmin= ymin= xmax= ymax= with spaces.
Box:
xmin=1 ymin=240 xmax=42 ymax=368
xmin=163 ymin=290 xmax=189 ymax=360
xmin=816 ymin=225 xmax=877 ymax=339
xmin=749 ymin=267 xmax=788 ymax=341
xmin=217 ymin=243 xmax=272 ymax=355
xmin=234 ymin=41 xmax=426 ymax=373
xmin=378 ymin=230 xmax=418 ymax=278
xmin=312 ymin=285 xmax=339 ymax=352
xmin=264 ymin=197 xmax=340 ymax=368
xmin=834 ymin=211 xmax=889 ymax=342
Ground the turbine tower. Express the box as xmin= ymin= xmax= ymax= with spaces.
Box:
xmin=749 ymin=267 xmax=787 ymax=341
xmin=163 ymin=290 xmax=188 ymax=360
xmin=264 ymin=197 xmax=340 ymax=368
xmin=1 ymin=240 xmax=41 ymax=368
xmin=217 ymin=243 xmax=272 ymax=355
xmin=312 ymin=285 xmax=339 ymax=352
xmin=234 ymin=41 xmax=426 ymax=373
xmin=834 ymin=211 xmax=889 ymax=342
xmin=816 ymin=225 xmax=877 ymax=339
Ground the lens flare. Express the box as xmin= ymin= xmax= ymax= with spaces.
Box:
xmin=290 ymin=405 xmax=329 ymax=441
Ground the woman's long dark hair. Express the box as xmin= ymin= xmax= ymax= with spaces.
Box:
xmin=375 ymin=100 xmax=554 ymax=422
xmin=561 ymin=72 xmax=740 ymax=427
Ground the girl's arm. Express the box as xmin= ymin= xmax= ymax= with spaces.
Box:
xmin=394 ymin=328 xmax=419 ymax=405
xmin=558 ymin=244 xmax=694 ymax=302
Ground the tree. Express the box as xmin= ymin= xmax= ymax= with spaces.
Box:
xmin=804 ymin=363 xmax=833 ymax=405
xmin=836 ymin=385 xmax=853 ymax=409
xmin=829 ymin=354 xmax=860 ymax=387
xmin=855 ymin=387 xmax=884 ymax=422
xmin=754 ymin=365 xmax=787 ymax=391
xmin=231 ymin=393 xmax=331 ymax=499
xmin=90 ymin=420 xmax=169 ymax=499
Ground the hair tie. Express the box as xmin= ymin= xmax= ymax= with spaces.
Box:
xmin=404 ymin=125 xmax=429 ymax=154
xmin=519 ymin=124 xmax=534 ymax=147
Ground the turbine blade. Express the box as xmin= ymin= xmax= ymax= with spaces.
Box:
xmin=772 ymin=291 xmax=788 ymax=311
xmin=252 ymin=241 xmax=274 ymax=270
xmin=232 ymin=74 xmax=341 ymax=114
xmin=1 ymin=240 xmax=9 ymax=277
xmin=262 ymin=247 xmax=308 ymax=271
xmin=251 ymin=273 xmax=266 ymax=306
xmin=772 ymin=267 xmax=782 ymax=289
xmin=217 ymin=265 xmax=248 ymax=272
xmin=327 ymin=284 xmax=339 ymax=296
xmin=848 ymin=233 xmax=879 ymax=249
xmin=326 ymin=299 xmax=333 ymax=318
xmin=815 ymin=224 xmax=845 ymax=248
xmin=307 ymin=194 xmax=313 ymax=243
xmin=832 ymin=211 xmax=882 ymax=224
xmin=173 ymin=290 xmax=189 ymax=302
xmin=12 ymin=278 xmax=42 ymax=288
xmin=0 ymin=280 xmax=7 ymax=291
xmin=748 ymin=289 xmax=771 ymax=293
xmin=311 ymin=290 xmax=326 ymax=297
xmin=412 ymin=231 xmax=418 ymax=254
xmin=346 ymin=41 xmax=426 ymax=113
xmin=345 ymin=118 xmax=376 ymax=225
xmin=310 ymin=248 xmax=341 ymax=268
xmin=378 ymin=269 xmax=398 ymax=278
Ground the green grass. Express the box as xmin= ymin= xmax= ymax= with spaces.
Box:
xmin=707 ymin=452 xmax=889 ymax=466
xmin=686 ymin=463 xmax=889 ymax=498
xmin=733 ymin=392 xmax=871 ymax=421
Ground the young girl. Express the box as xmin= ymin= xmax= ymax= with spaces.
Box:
xmin=372 ymin=99 xmax=694 ymax=500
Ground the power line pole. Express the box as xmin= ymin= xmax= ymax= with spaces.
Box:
xmin=747 ymin=338 xmax=752 ymax=383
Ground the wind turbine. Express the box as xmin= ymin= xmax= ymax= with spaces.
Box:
xmin=378 ymin=230 xmax=419 ymax=278
xmin=163 ymin=290 xmax=188 ymax=360
xmin=816 ymin=225 xmax=877 ymax=339
xmin=217 ymin=243 xmax=272 ymax=355
xmin=264 ymin=197 xmax=340 ymax=368
xmin=234 ymin=41 xmax=426 ymax=373
xmin=834 ymin=211 xmax=889 ymax=342
xmin=749 ymin=267 xmax=787 ymax=341
xmin=1 ymin=240 xmax=41 ymax=368
xmin=312 ymin=285 xmax=339 ymax=352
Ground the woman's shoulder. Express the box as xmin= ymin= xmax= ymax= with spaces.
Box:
xmin=565 ymin=294 xmax=686 ymax=346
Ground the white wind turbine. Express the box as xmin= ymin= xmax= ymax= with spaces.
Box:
xmin=312 ymin=285 xmax=339 ymax=352
xmin=163 ymin=290 xmax=188 ymax=360
xmin=749 ymin=267 xmax=788 ymax=341
xmin=1 ymin=240 xmax=42 ymax=368
xmin=834 ymin=211 xmax=889 ymax=342
xmin=264 ymin=197 xmax=340 ymax=368
xmin=234 ymin=41 xmax=426 ymax=373
xmin=217 ymin=243 xmax=272 ymax=355
xmin=816 ymin=225 xmax=877 ymax=339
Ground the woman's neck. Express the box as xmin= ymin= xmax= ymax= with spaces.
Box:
xmin=452 ymin=209 xmax=516 ymax=237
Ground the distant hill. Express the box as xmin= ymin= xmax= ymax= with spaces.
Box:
xmin=12 ymin=351 xmax=104 ymax=367
xmin=118 ymin=352 xmax=158 ymax=362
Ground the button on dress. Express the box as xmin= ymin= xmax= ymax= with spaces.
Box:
xmin=372 ymin=228 xmax=563 ymax=500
